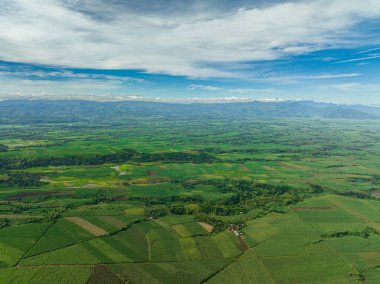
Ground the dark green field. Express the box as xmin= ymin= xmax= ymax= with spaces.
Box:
xmin=1 ymin=107 xmax=380 ymax=283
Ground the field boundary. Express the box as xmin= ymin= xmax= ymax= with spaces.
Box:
xmin=16 ymin=222 xmax=55 ymax=266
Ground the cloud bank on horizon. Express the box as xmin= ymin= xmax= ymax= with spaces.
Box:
xmin=0 ymin=0 xmax=379 ymax=104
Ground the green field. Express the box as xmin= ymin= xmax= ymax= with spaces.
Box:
xmin=1 ymin=117 xmax=380 ymax=283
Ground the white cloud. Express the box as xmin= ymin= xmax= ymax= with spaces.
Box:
xmin=0 ymin=0 xmax=380 ymax=77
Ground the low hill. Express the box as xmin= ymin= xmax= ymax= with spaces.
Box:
xmin=0 ymin=100 xmax=378 ymax=124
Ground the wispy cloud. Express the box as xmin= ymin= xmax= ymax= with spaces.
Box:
xmin=335 ymin=55 xmax=380 ymax=64
xmin=328 ymin=82 xmax=380 ymax=93
xmin=0 ymin=0 xmax=380 ymax=77
xmin=331 ymin=82 xmax=362 ymax=91
xmin=0 ymin=66 xmax=145 ymax=99
xmin=0 ymin=77 xmax=130 ymax=99
xmin=0 ymin=68 xmax=143 ymax=83
xmin=188 ymin=84 xmax=275 ymax=93
xmin=188 ymin=85 xmax=225 ymax=92
xmin=355 ymin=47 xmax=380 ymax=54
xmin=250 ymin=73 xmax=362 ymax=83
xmin=0 ymin=93 xmax=287 ymax=104
xmin=300 ymin=73 xmax=362 ymax=79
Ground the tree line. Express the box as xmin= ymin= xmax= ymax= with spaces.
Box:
xmin=0 ymin=149 xmax=218 ymax=171
xmin=141 ymin=178 xmax=321 ymax=218
xmin=0 ymin=172 xmax=43 ymax=187
xmin=0 ymin=144 xmax=8 ymax=152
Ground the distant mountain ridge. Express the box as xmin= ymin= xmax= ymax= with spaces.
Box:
xmin=0 ymin=100 xmax=379 ymax=124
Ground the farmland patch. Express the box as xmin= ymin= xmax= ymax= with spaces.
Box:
xmin=66 ymin=217 xmax=108 ymax=237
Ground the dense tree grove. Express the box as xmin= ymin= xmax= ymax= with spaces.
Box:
xmin=0 ymin=218 xmax=9 ymax=229
xmin=0 ymin=144 xmax=8 ymax=152
xmin=144 ymin=206 xmax=169 ymax=218
xmin=0 ymin=149 xmax=218 ymax=171
xmin=338 ymin=191 xmax=374 ymax=199
xmin=2 ymin=172 xmax=43 ymax=187
xmin=129 ymin=195 xmax=203 ymax=206
xmin=196 ymin=215 xmax=245 ymax=233
xmin=169 ymin=205 xmax=187 ymax=215
xmin=321 ymin=227 xmax=379 ymax=239
xmin=133 ymin=178 xmax=310 ymax=219
xmin=196 ymin=180 xmax=303 ymax=216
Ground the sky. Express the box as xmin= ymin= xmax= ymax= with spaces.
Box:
xmin=0 ymin=0 xmax=380 ymax=105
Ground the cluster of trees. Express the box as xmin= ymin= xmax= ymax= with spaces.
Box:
xmin=0 ymin=144 xmax=8 ymax=152
xmin=321 ymin=227 xmax=378 ymax=239
xmin=83 ymin=191 xmax=202 ymax=209
xmin=169 ymin=205 xmax=187 ymax=215
xmin=0 ymin=218 xmax=9 ymax=229
xmin=129 ymin=195 xmax=202 ymax=206
xmin=338 ymin=191 xmax=374 ymax=199
xmin=204 ymin=147 xmax=301 ymax=154
xmin=309 ymin=184 xmax=324 ymax=193
xmin=1 ymin=172 xmax=43 ymax=187
xmin=188 ymin=178 xmax=304 ymax=216
xmin=144 ymin=206 xmax=168 ymax=218
xmin=88 ymin=192 xmax=109 ymax=205
xmin=0 ymin=150 xmax=137 ymax=170
xmin=196 ymin=214 xmax=245 ymax=233
xmin=0 ymin=149 xmax=218 ymax=171
xmin=139 ymin=178 xmax=313 ymax=218
xmin=46 ymin=208 xmax=65 ymax=221
xmin=137 ymin=178 xmax=322 ymax=219
xmin=138 ymin=151 xmax=218 ymax=163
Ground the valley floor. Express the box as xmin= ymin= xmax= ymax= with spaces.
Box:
xmin=1 ymin=118 xmax=380 ymax=283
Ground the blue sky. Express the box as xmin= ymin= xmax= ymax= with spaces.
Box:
xmin=0 ymin=0 xmax=379 ymax=104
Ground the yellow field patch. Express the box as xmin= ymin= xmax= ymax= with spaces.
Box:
xmin=125 ymin=206 xmax=144 ymax=215
xmin=172 ymin=224 xmax=190 ymax=236
xmin=262 ymin=165 xmax=275 ymax=171
xmin=0 ymin=214 xmax=42 ymax=219
xmin=180 ymin=237 xmax=202 ymax=260
xmin=65 ymin=217 xmax=107 ymax=237
xmin=198 ymin=222 xmax=214 ymax=233
xmin=240 ymin=166 xmax=250 ymax=172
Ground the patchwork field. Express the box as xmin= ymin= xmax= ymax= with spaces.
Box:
xmin=208 ymin=194 xmax=380 ymax=283
xmin=1 ymin=117 xmax=380 ymax=283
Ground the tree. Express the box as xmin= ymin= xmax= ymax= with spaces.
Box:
xmin=0 ymin=218 xmax=9 ymax=228
xmin=144 ymin=206 xmax=168 ymax=218
xmin=0 ymin=144 xmax=8 ymax=152
xmin=170 ymin=205 xmax=187 ymax=215
xmin=5 ymin=172 xmax=43 ymax=187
